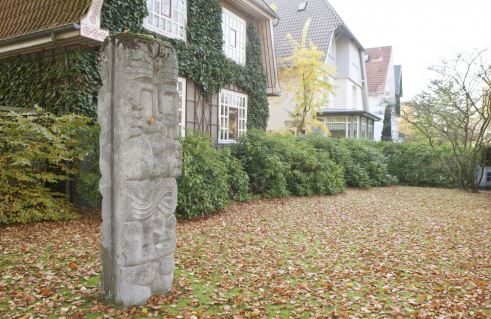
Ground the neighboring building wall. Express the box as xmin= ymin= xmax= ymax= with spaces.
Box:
xmin=477 ymin=167 xmax=491 ymax=189
xmin=335 ymin=35 xmax=362 ymax=87
xmin=267 ymin=75 xmax=298 ymax=131
xmin=369 ymin=51 xmax=397 ymax=142
xmin=348 ymin=40 xmax=362 ymax=86
xmin=332 ymin=78 xmax=363 ymax=110
xmin=369 ymin=94 xmax=384 ymax=141
xmin=267 ymin=31 xmax=367 ymax=132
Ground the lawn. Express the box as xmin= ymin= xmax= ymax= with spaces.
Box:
xmin=1 ymin=187 xmax=490 ymax=318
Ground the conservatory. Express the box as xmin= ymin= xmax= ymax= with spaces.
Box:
xmin=317 ymin=109 xmax=381 ymax=140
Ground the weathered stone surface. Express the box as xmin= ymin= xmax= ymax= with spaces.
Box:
xmin=98 ymin=34 xmax=181 ymax=306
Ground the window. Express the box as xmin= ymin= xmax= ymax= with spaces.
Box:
xmin=324 ymin=117 xmax=347 ymax=138
xmin=486 ymin=172 xmax=491 ymax=182
xmin=361 ymin=118 xmax=367 ymax=140
xmin=177 ymin=77 xmax=186 ymax=137
xmin=222 ymin=8 xmax=246 ymax=65
xmin=352 ymin=117 xmax=359 ymax=138
xmin=144 ymin=0 xmax=186 ymax=40
xmin=319 ymin=117 xmax=362 ymax=138
xmin=298 ymin=2 xmax=308 ymax=11
xmin=368 ymin=120 xmax=373 ymax=140
xmin=219 ymin=90 xmax=247 ymax=143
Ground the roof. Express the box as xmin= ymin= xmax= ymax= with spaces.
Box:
xmin=394 ymin=65 xmax=403 ymax=96
xmin=264 ymin=0 xmax=350 ymax=60
xmin=251 ymin=0 xmax=280 ymax=19
xmin=227 ymin=0 xmax=279 ymax=20
xmin=0 ymin=0 xmax=90 ymax=41
xmin=318 ymin=108 xmax=382 ymax=121
xmin=365 ymin=46 xmax=392 ymax=94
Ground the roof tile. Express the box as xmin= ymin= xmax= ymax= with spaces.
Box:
xmin=0 ymin=0 xmax=89 ymax=40
xmin=365 ymin=46 xmax=392 ymax=94
xmin=264 ymin=0 xmax=344 ymax=60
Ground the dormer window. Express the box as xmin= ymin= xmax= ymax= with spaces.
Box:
xmin=222 ymin=8 xmax=246 ymax=65
xmin=298 ymin=2 xmax=308 ymax=11
xmin=144 ymin=0 xmax=187 ymax=41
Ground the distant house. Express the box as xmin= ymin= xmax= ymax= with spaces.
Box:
xmin=365 ymin=46 xmax=403 ymax=141
xmin=265 ymin=0 xmax=381 ymax=140
xmin=0 ymin=0 xmax=280 ymax=145
xmin=477 ymin=167 xmax=491 ymax=190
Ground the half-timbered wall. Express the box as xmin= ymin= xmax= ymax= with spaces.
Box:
xmin=184 ymin=80 xmax=247 ymax=144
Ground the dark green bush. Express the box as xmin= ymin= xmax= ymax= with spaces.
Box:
xmin=337 ymin=139 xmax=397 ymax=187
xmin=0 ymin=113 xmax=97 ymax=224
xmin=229 ymin=131 xmax=290 ymax=198
xmin=75 ymin=123 xmax=102 ymax=207
xmin=300 ymin=134 xmax=372 ymax=189
xmin=378 ymin=142 xmax=457 ymax=188
xmin=177 ymin=131 xmax=250 ymax=219
xmin=230 ymin=130 xmax=345 ymax=198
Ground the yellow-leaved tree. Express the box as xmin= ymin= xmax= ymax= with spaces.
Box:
xmin=279 ymin=19 xmax=336 ymax=134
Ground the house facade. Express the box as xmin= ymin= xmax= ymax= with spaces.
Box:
xmin=364 ymin=46 xmax=403 ymax=141
xmin=265 ymin=0 xmax=380 ymax=140
xmin=0 ymin=0 xmax=279 ymax=145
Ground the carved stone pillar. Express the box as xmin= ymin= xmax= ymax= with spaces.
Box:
xmin=98 ymin=34 xmax=181 ymax=306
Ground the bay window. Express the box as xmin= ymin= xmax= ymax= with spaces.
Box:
xmin=219 ymin=90 xmax=247 ymax=143
xmin=145 ymin=0 xmax=186 ymax=40
xmin=320 ymin=117 xmax=360 ymax=138
xmin=318 ymin=116 xmax=378 ymax=140
xmin=222 ymin=8 xmax=246 ymax=65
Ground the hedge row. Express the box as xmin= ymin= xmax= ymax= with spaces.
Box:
xmin=0 ymin=115 xmax=456 ymax=223
xmin=177 ymin=130 xmax=456 ymax=219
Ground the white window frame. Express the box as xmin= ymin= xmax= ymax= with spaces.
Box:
xmin=222 ymin=8 xmax=246 ymax=65
xmin=144 ymin=0 xmax=187 ymax=41
xmin=361 ymin=117 xmax=367 ymax=140
xmin=368 ymin=119 xmax=373 ymax=141
xmin=352 ymin=116 xmax=359 ymax=138
xmin=219 ymin=89 xmax=248 ymax=144
xmin=321 ymin=117 xmax=349 ymax=138
xmin=178 ymin=77 xmax=186 ymax=137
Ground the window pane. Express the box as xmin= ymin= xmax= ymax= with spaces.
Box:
xmin=162 ymin=0 xmax=171 ymax=16
xmin=229 ymin=108 xmax=238 ymax=139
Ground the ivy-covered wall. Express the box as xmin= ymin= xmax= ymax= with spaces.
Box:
xmin=0 ymin=0 xmax=270 ymax=129
xmin=0 ymin=49 xmax=101 ymax=117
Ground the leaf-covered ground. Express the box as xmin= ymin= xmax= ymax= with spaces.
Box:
xmin=1 ymin=187 xmax=490 ymax=318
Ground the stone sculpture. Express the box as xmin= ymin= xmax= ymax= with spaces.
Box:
xmin=98 ymin=34 xmax=181 ymax=306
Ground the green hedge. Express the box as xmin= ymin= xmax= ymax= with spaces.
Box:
xmin=299 ymin=135 xmax=372 ymax=189
xmin=176 ymin=131 xmax=250 ymax=219
xmin=230 ymin=130 xmax=345 ymax=198
xmin=1 ymin=118 xmax=462 ymax=223
xmin=378 ymin=142 xmax=457 ymax=188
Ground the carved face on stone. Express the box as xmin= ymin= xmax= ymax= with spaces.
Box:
xmin=119 ymin=41 xmax=181 ymax=181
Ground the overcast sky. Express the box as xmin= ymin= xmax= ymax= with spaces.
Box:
xmin=327 ymin=0 xmax=491 ymax=101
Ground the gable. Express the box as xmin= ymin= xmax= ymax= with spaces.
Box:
xmin=365 ymin=46 xmax=392 ymax=94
